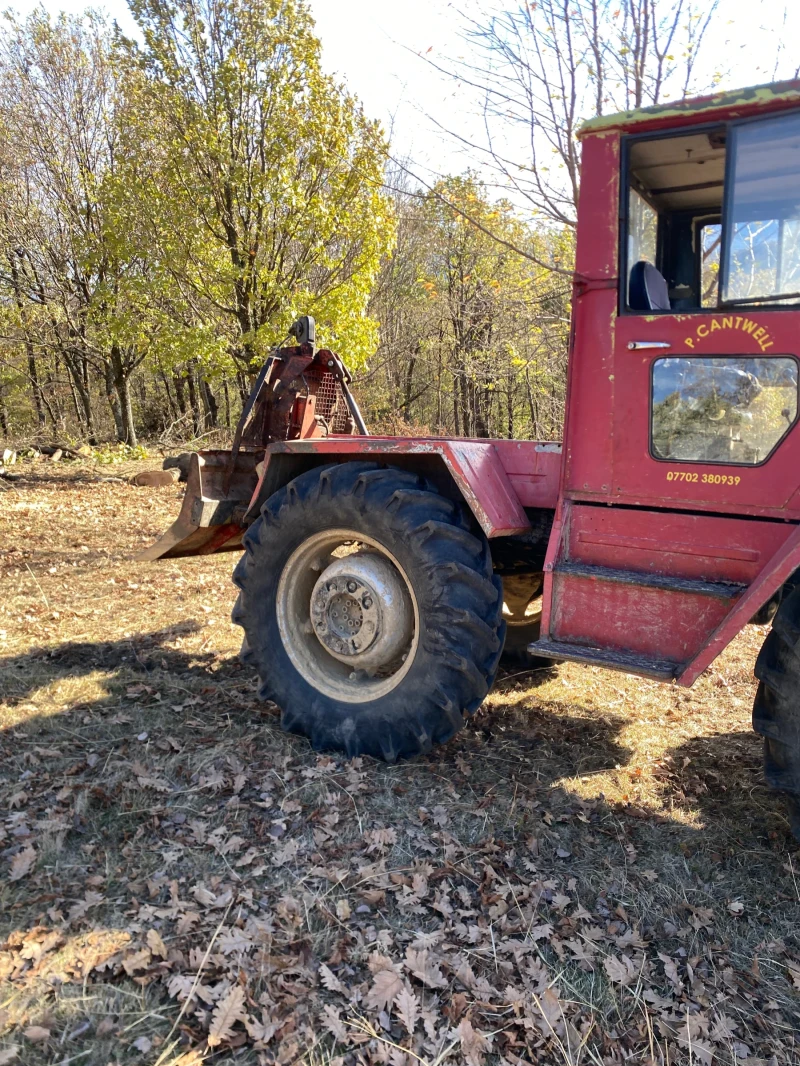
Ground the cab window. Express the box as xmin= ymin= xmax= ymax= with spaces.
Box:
xmin=624 ymin=128 xmax=726 ymax=312
xmin=722 ymin=113 xmax=800 ymax=305
xmin=651 ymin=356 xmax=798 ymax=465
xmin=623 ymin=110 xmax=800 ymax=313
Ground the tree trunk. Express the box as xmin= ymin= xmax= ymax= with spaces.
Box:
xmin=201 ymin=378 xmax=219 ymax=428
xmin=105 ymin=361 xmax=125 ymax=442
xmin=223 ymin=379 xmax=231 ymax=429
xmin=186 ymin=368 xmax=203 ymax=435
xmin=173 ymin=372 xmax=187 ymax=416
xmin=402 ymin=344 xmax=420 ymax=422
xmin=8 ymin=253 xmax=45 ymax=428
xmin=160 ymin=370 xmax=179 ymax=421
xmin=116 ymin=374 xmax=137 ymax=446
xmin=64 ymin=353 xmax=96 ymax=442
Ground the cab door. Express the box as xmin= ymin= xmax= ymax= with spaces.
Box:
xmin=610 ymin=115 xmax=800 ymax=519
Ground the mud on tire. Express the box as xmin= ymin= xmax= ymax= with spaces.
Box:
xmin=232 ymin=462 xmax=504 ymax=760
xmin=753 ymin=583 xmax=800 ymax=840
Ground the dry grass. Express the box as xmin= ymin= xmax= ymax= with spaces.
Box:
xmin=1 ymin=457 xmax=799 ymax=1066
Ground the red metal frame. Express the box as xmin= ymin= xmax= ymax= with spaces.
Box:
xmin=249 ymin=438 xmax=561 ymax=537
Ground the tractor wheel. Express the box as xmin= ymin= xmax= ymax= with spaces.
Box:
xmin=232 ymin=462 xmax=504 ymax=760
xmin=500 ymin=573 xmax=561 ymax=670
xmin=753 ymin=583 xmax=800 ymax=840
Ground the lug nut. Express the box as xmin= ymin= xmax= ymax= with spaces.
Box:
xmin=347 ymin=580 xmax=357 ymax=593
xmin=362 ymin=595 xmax=373 ymax=609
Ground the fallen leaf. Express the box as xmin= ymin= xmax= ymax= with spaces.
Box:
xmin=367 ymin=967 xmax=404 ymax=1010
xmin=394 ymin=984 xmax=420 ymax=1034
xmin=405 ymin=947 xmax=447 ymax=989
xmin=458 ymin=1017 xmax=492 ymax=1066
xmin=604 ymin=953 xmax=636 ymax=986
xmin=146 ymin=928 xmax=169 ymax=958
xmin=207 ymin=985 xmax=246 ymax=1047
xmin=9 ymin=846 xmax=36 ymax=882
xmin=23 ymin=1027 xmax=50 ymax=1043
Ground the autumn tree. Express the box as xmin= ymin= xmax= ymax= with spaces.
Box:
xmin=362 ymin=175 xmax=570 ymax=439
xmin=122 ymin=0 xmax=394 ymax=384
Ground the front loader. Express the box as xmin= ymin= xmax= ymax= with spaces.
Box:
xmin=144 ymin=80 xmax=800 ymax=838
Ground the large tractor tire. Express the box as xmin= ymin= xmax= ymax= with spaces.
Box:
xmin=753 ymin=583 xmax=800 ymax=840
xmin=232 ymin=462 xmax=504 ymax=760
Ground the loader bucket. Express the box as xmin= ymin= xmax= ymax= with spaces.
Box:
xmin=136 ymin=449 xmax=259 ymax=561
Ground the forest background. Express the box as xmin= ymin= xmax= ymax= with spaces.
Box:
xmin=0 ymin=0 xmax=798 ymax=451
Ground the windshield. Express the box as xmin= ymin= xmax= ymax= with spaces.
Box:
xmin=722 ymin=113 xmax=800 ymax=305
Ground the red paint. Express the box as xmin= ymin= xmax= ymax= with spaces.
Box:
xmin=255 ymin=437 xmax=558 ymax=537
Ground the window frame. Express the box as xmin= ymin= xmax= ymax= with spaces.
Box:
xmin=619 ymin=111 xmax=800 ymax=316
xmin=619 ymin=121 xmax=727 ymax=316
xmin=647 ymin=353 xmax=800 ymax=467
xmin=694 ymin=214 xmax=722 ymax=309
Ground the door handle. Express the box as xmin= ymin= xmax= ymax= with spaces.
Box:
xmin=627 ymin=341 xmax=671 ymax=351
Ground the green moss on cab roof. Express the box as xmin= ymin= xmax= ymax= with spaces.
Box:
xmin=579 ymin=79 xmax=800 ymax=137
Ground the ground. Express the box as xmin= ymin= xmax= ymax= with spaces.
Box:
xmin=1 ymin=457 xmax=799 ymax=1066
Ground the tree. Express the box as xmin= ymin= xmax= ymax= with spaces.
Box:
xmin=122 ymin=0 xmax=394 ymax=382
xmin=0 ymin=10 xmax=156 ymax=444
xmin=362 ymin=174 xmax=570 ymax=440
xmin=431 ymin=0 xmax=721 ymax=227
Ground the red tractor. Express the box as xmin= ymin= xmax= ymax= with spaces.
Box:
xmin=144 ymin=80 xmax=800 ymax=838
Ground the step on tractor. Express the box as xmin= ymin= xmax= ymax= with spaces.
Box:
xmin=143 ymin=80 xmax=800 ymax=838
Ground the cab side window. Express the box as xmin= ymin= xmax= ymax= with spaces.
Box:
xmin=624 ymin=128 xmax=726 ymax=312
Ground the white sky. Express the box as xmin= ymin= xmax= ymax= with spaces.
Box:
xmin=7 ymin=0 xmax=800 ymax=180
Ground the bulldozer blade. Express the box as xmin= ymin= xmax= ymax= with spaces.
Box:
xmin=136 ymin=449 xmax=259 ymax=561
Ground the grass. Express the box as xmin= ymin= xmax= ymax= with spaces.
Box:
xmin=1 ymin=456 xmax=799 ymax=1066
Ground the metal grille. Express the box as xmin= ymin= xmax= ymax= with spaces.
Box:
xmin=307 ymin=368 xmax=350 ymax=433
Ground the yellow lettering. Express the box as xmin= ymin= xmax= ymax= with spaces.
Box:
xmin=735 ymin=316 xmax=743 ymax=329
xmin=684 ymin=336 xmax=695 ymax=349
xmin=760 ymin=339 xmax=774 ymax=351
xmin=710 ymin=319 xmax=721 ymax=332
xmin=722 ymin=316 xmax=734 ymax=328
xmin=697 ymin=323 xmax=709 ymax=338
xmin=754 ymin=327 xmax=766 ymax=340
xmin=741 ymin=319 xmax=757 ymax=335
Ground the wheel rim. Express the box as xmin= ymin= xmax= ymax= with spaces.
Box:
xmin=275 ymin=529 xmax=419 ymax=703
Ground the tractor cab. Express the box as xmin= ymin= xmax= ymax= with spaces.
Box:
xmin=536 ymin=81 xmax=800 ymax=680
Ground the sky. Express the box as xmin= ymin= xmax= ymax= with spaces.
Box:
xmin=6 ymin=0 xmax=800 ymax=182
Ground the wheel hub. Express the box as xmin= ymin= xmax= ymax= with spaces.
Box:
xmin=312 ymin=576 xmax=379 ymax=655
xmin=309 ymin=552 xmax=413 ymax=671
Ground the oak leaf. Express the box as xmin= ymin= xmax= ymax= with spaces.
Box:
xmin=458 ymin=1017 xmax=492 ymax=1066
xmin=9 ymin=846 xmax=36 ymax=882
xmin=405 ymin=947 xmax=447 ymax=989
xmin=603 ymin=953 xmax=635 ymax=986
xmin=122 ymin=947 xmax=152 ymax=975
xmin=207 ymin=986 xmax=246 ymax=1047
xmin=394 ymin=985 xmax=420 ymax=1034
xmin=321 ymin=1003 xmax=347 ymax=1041
xmin=146 ymin=929 xmax=168 ymax=959
xmin=319 ymin=963 xmax=346 ymax=993
xmin=366 ymin=967 xmax=403 ymax=1011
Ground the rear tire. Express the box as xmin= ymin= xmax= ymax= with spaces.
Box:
xmin=753 ymin=584 xmax=800 ymax=840
xmin=232 ymin=462 xmax=504 ymax=760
